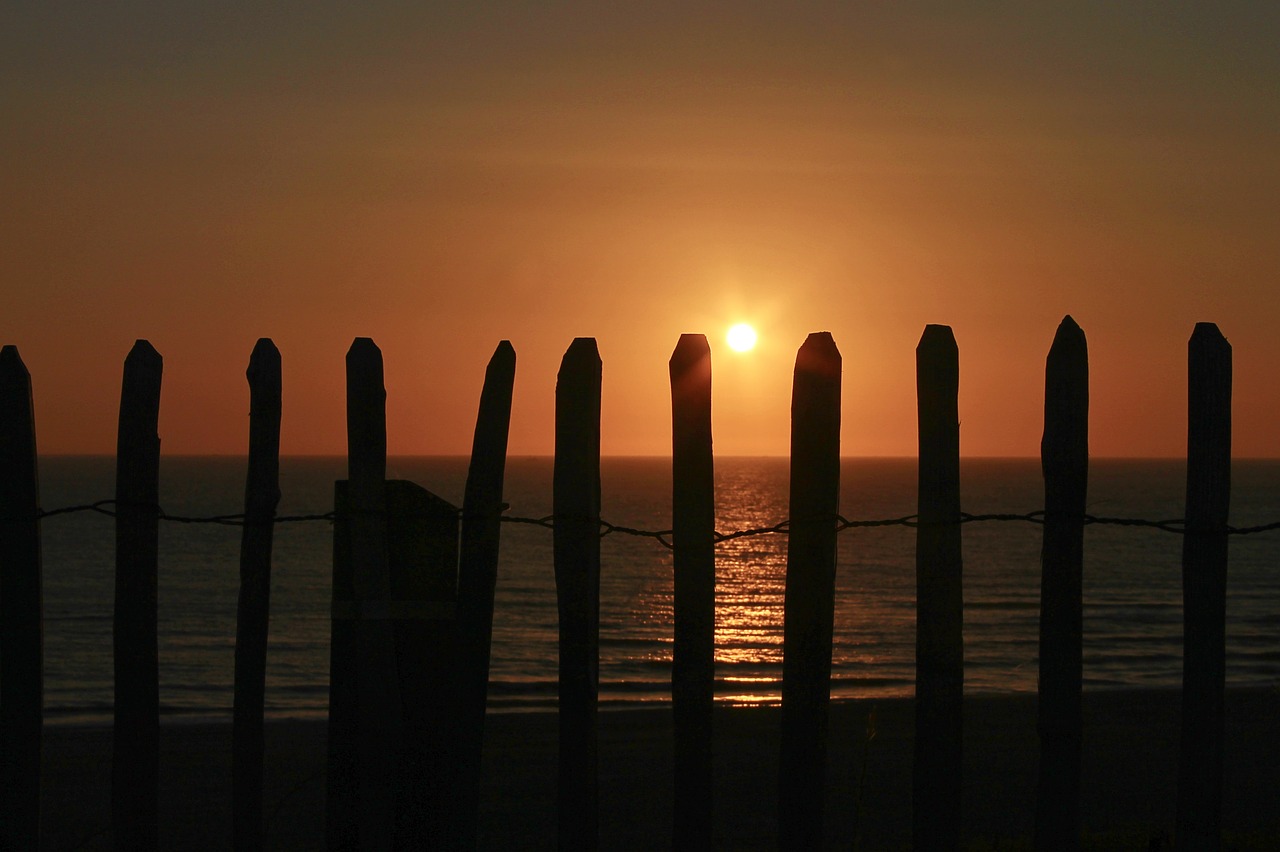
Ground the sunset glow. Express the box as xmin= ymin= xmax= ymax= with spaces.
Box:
xmin=726 ymin=324 xmax=758 ymax=353
xmin=4 ymin=5 xmax=1279 ymax=457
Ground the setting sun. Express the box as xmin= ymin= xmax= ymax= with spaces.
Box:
xmin=727 ymin=323 xmax=758 ymax=352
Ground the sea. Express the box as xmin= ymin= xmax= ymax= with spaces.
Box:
xmin=36 ymin=456 xmax=1280 ymax=724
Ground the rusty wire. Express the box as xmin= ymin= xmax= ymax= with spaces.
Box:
xmin=20 ymin=501 xmax=1280 ymax=551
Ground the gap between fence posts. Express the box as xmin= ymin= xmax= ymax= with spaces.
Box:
xmin=328 ymin=337 xmax=402 ymax=851
xmin=113 ymin=339 xmax=162 ymax=852
xmin=232 ymin=339 xmax=282 ymax=852
xmin=1035 ymin=316 xmax=1088 ymax=852
xmin=0 ymin=345 xmax=42 ymax=852
xmin=1176 ymin=323 xmax=1231 ymax=851
xmin=913 ymin=325 xmax=963 ymax=852
xmin=554 ymin=337 xmax=602 ymax=851
xmin=670 ymin=334 xmax=715 ymax=851
xmin=452 ymin=340 xmax=517 ymax=847
xmin=779 ymin=332 xmax=841 ymax=850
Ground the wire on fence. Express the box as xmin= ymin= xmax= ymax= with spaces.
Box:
xmin=19 ymin=501 xmax=1280 ymax=549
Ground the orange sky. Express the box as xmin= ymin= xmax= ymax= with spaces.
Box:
xmin=4 ymin=4 xmax=1278 ymax=457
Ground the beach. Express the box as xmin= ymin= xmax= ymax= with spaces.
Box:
xmin=40 ymin=687 xmax=1279 ymax=850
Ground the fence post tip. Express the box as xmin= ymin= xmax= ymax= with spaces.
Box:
xmin=1190 ymin=323 xmax=1228 ymax=347
xmin=795 ymin=332 xmax=841 ymax=376
xmin=671 ymin=334 xmax=710 ymax=367
xmin=126 ymin=339 xmax=162 ymax=364
xmin=0 ymin=345 xmax=28 ymax=376
xmin=560 ymin=338 xmax=601 ymax=370
xmin=917 ymin=325 xmax=957 ymax=352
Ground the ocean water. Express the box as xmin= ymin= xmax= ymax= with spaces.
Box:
xmin=36 ymin=456 xmax=1280 ymax=722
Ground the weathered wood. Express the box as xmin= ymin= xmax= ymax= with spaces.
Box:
xmin=779 ymin=331 xmax=841 ymax=850
xmin=453 ymin=340 xmax=517 ymax=847
xmin=1035 ymin=316 xmax=1088 ymax=852
xmin=1176 ymin=322 xmax=1231 ymax=852
xmin=554 ymin=337 xmax=602 ymax=851
xmin=670 ymin=333 xmax=715 ymax=851
xmin=327 ymin=337 xmax=402 ymax=851
xmin=0 ymin=345 xmax=43 ymax=852
xmin=232 ymin=339 xmax=282 ymax=852
xmin=913 ymin=324 xmax=963 ymax=852
xmin=112 ymin=339 xmax=162 ymax=852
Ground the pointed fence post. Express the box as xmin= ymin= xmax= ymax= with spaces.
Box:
xmin=0 ymin=346 xmax=43 ymax=852
xmin=452 ymin=340 xmax=517 ymax=846
xmin=779 ymin=332 xmax=841 ymax=850
xmin=233 ymin=339 xmax=282 ymax=851
xmin=1035 ymin=316 xmax=1088 ymax=852
xmin=327 ymin=337 xmax=402 ymax=851
xmin=1176 ymin=323 xmax=1231 ymax=851
xmin=913 ymin=325 xmax=963 ymax=852
xmin=554 ymin=337 xmax=602 ymax=851
xmin=113 ymin=339 xmax=162 ymax=852
xmin=670 ymin=334 xmax=715 ymax=850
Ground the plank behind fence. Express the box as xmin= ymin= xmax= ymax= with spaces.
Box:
xmin=0 ymin=345 xmax=42 ymax=852
xmin=386 ymin=480 xmax=459 ymax=848
xmin=113 ymin=339 xmax=162 ymax=852
xmin=1035 ymin=316 xmax=1088 ymax=852
xmin=232 ymin=338 xmax=282 ymax=851
xmin=670 ymin=333 xmax=715 ymax=850
xmin=554 ymin=337 xmax=602 ymax=851
xmin=913 ymin=325 xmax=963 ymax=852
xmin=779 ymin=331 xmax=841 ymax=850
xmin=1176 ymin=322 xmax=1231 ymax=851
xmin=452 ymin=340 xmax=517 ymax=847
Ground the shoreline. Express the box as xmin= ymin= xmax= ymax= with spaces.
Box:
xmin=40 ymin=686 xmax=1279 ymax=849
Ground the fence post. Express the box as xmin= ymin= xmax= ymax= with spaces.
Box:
xmin=328 ymin=337 xmax=402 ymax=851
xmin=670 ymin=334 xmax=715 ymax=850
xmin=232 ymin=339 xmax=282 ymax=851
xmin=914 ymin=325 xmax=963 ymax=851
xmin=0 ymin=346 xmax=42 ymax=852
xmin=779 ymin=332 xmax=841 ymax=850
xmin=1035 ymin=316 xmax=1088 ymax=852
xmin=1176 ymin=322 xmax=1231 ymax=851
xmin=113 ymin=339 xmax=162 ymax=852
xmin=555 ymin=337 xmax=602 ymax=851
xmin=453 ymin=340 xmax=517 ymax=846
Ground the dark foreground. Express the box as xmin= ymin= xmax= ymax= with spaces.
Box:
xmin=41 ymin=688 xmax=1280 ymax=850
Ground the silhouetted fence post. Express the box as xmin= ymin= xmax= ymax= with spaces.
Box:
xmin=555 ymin=337 xmax=602 ymax=851
xmin=233 ymin=339 xmax=282 ymax=851
xmin=452 ymin=340 xmax=517 ymax=847
xmin=670 ymin=334 xmax=715 ymax=850
xmin=1035 ymin=316 xmax=1088 ymax=852
xmin=913 ymin=325 xmax=963 ymax=852
xmin=1176 ymin=323 xmax=1231 ymax=851
xmin=113 ymin=339 xmax=162 ymax=852
xmin=779 ymin=332 xmax=841 ymax=850
xmin=327 ymin=338 xmax=402 ymax=851
xmin=0 ymin=346 xmax=42 ymax=852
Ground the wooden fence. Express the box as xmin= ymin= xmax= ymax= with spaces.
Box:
xmin=0 ymin=316 xmax=1236 ymax=851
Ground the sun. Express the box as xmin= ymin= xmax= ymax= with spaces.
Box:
xmin=726 ymin=323 xmax=758 ymax=352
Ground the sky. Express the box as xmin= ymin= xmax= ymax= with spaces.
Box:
xmin=4 ymin=2 xmax=1278 ymax=458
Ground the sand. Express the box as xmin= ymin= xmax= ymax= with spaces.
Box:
xmin=40 ymin=687 xmax=1280 ymax=850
